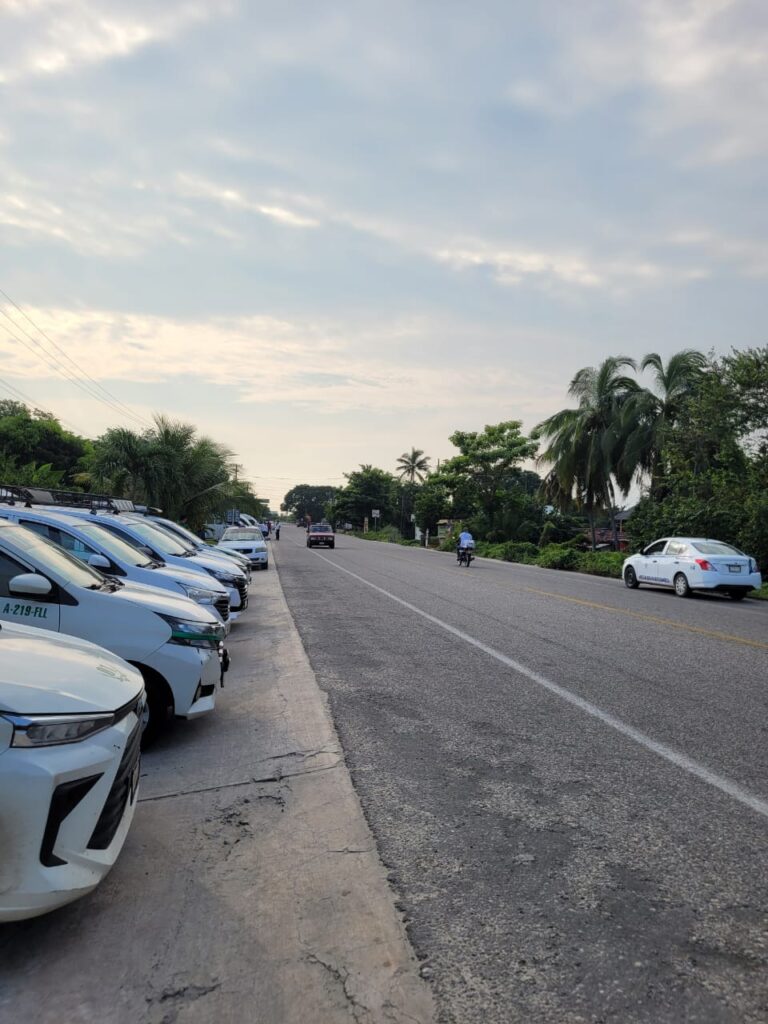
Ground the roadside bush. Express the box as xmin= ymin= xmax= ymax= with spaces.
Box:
xmin=536 ymin=544 xmax=580 ymax=571
xmin=575 ymin=550 xmax=624 ymax=578
xmin=502 ymin=541 xmax=538 ymax=563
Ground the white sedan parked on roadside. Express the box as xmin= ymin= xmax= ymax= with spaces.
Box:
xmin=623 ymin=537 xmax=761 ymax=600
xmin=216 ymin=528 xmax=269 ymax=570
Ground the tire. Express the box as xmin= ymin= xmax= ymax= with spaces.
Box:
xmin=262 ymin=563 xmax=269 ymax=571
xmin=729 ymin=589 xmax=747 ymax=601
xmin=673 ymin=572 xmax=691 ymax=598
xmin=329 ymin=542 xmax=335 ymax=549
xmin=134 ymin=667 xmax=173 ymax=747
xmin=624 ymin=566 xmax=639 ymax=589
xmin=465 ymin=553 xmax=472 ymax=567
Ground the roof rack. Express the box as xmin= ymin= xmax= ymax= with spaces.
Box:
xmin=0 ymin=484 xmax=137 ymax=513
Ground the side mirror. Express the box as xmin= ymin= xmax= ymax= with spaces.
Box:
xmin=9 ymin=573 xmax=52 ymax=597
xmin=87 ymin=553 xmax=111 ymax=570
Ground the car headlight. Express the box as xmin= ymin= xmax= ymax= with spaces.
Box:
xmin=178 ymin=583 xmax=220 ymax=604
xmin=3 ymin=712 xmax=115 ymax=747
xmin=159 ymin=613 xmax=226 ymax=649
xmin=208 ymin=568 xmax=238 ymax=587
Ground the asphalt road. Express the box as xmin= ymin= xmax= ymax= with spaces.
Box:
xmin=274 ymin=529 xmax=768 ymax=1024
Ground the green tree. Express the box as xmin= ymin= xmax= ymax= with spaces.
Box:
xmin=281 ymin=484 xmax=339 ymax=524
xmin=0 ymin=404 xmax=90 ymax=484
xmin=440 ymin=421 xmax=537 ymax=534
xmin=334 ymin=465 xmax=397 ymax=528
xmin=395 ymin=448 xmax=430 ymax=484
xmin=619 ymin=349 xmax=708 ymax=494
xmin=536 ymin=357 xmax=640 ymax=549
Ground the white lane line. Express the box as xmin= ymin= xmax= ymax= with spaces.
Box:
xmin=314 ymin=552 xmax=768 ymax=822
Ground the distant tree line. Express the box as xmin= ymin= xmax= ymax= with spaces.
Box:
xmin=291 ymin=345 xmax=768 ymax=568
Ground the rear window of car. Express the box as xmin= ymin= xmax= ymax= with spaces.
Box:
xmin=691 ymin=541 xmax=743 ymax=555
xmin=310 ymin=524 xmax=332 ymax=532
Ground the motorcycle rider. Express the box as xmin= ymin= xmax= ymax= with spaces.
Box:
xmin=456 ymin=526 xmax=475 ymax=562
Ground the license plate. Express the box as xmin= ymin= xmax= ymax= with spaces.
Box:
xmin=728 ymin=565 xmax=742 ymax=573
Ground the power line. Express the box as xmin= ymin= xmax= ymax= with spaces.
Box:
xmin=0 ymin=376 xmax=83 ymax=433
xmin=0 ymin=288 xmax=152 ymax=428
xmin=0 ymin=306 xmax=150 ymax=429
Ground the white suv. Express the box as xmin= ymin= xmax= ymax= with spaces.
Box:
xmin=0 ymin=621 xmax=145 ymax=921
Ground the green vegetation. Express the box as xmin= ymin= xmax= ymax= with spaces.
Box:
xmin=281 ymin=484 xmax=340 ymax=524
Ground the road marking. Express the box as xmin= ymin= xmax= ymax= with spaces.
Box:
xmin=520 ymin=587 xmax=768 ymax=652
xmin=334 ymin=543 xmax=768 ymax=653
xmin=314 ymin=552 xmax=768 ymax=822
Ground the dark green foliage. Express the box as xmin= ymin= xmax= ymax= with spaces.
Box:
xmin=0 ymin=404 xmax=90 ymax=484
xmin=281 ymin=484 xmax=339 ymax=523
xmin=536 ymin=544 xmax=580 ymax=570
xmin=502 ymin=541 xmax=539 ymax=563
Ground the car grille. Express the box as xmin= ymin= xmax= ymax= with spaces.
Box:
xmin=88 ymin=719 xmax=142 ymax=851
xmin=236 ymin=578 xmax=248 ymax=604
xmin=214 ymin=595 xmax=230 ymax=621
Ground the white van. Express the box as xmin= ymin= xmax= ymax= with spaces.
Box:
xmin=134 ymin=514 xmax=251 ymax=576
xmin=56 ymin=510 xmax=249 ymax=619
xmin=0 ymin=621 xmax=144 ymax=921
xmin=0 ymin=521 xmax=226 ymax=742
xmin=0 ymin=507 xmax=232 ymax=625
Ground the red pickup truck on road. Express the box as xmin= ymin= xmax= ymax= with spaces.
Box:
xmin=306 ymin=523 xmax=335 ymax=549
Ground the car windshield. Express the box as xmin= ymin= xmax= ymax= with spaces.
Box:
xmin=692 ymin=540 xmax=743 ymax=556
xmin=223 ymin=529 xmax=262 ymax=541
xmin=156 ymin=519 xmax=203 ymax=547
xmin=120 ymin=520 xmax=193 ymax=556
xmin=75 ymin=522 xmax=155 ymax=568
xmin=5 ymin=524 xmax=105 ymax=588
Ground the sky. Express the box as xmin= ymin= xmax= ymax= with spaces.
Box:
xmin=1 ymin=0 xmax=767 ymax=508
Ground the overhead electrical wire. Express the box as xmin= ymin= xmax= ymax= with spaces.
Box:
xmin=0 ymin=288 xmax=152 ymax=429
xmin=0 ymin=375 xmax=82 ymax=434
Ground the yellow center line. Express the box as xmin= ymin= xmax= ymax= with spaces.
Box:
xmin=519 ymin=586 xmax=768 ymax=652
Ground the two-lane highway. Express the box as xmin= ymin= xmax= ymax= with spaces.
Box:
xmin=274 ymin=529 xmax=768 ymax=1024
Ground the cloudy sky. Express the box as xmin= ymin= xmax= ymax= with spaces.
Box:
xmin=1 ymin=0 xmax=767 ymax=506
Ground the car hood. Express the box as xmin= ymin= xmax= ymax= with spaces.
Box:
xmin=218 ymin=539 xmax=267 ymax=551
xmin=0 ymin=621 xmax=143 ymax=715
xmin=182 ymin=552 xmax=246 ymax=580
xmin=149 ymin=563 xmax=228 ymax=594
xmin=112 ymin=580 xmax=221 ymax=625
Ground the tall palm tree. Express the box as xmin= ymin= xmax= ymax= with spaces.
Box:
xmin=619 ymin=350 xmax=708 ymax=494
xmin=536 ymin=357 xmax=640 ymax=549
xmin=396 ymin=448 xmax=430 ymax=484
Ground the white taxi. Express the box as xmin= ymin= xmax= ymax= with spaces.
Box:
xmin=216 ymin=528 xmax=269 ymax=570
xmin=0 ymin=621 xmax=144 ymax=921
xmin=623 ymin=537 xmax=761 ymax=600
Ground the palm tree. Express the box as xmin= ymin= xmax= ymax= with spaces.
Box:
xmin=619 ymin=350 xmax=708 ymax=494
xmin=396 ymin=448 xmax=430 ymax=484
xmin=536 ymin=357 xmax=640 ymax=549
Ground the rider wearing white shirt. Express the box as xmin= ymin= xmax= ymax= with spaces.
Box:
xmin=457 ymin=528 xmax=475 ymax=560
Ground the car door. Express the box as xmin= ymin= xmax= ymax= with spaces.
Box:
xmin=0 ymin=549 xmax=61 ymax=631
xmin=636 ymin=540 xmax=670 ymax=585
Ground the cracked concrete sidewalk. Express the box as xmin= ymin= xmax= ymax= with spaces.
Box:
xmin=0 ymin=557 xmax=435 ymax=1024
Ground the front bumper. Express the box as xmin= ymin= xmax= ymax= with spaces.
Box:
xmin=148 ymin=644 xmax=220 ymax=718
xmin=0 ymin=704 xmax=142 ymax=922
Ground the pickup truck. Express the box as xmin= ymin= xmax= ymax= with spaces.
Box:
xmin=306 ymin=523 xmax=335 ymax=549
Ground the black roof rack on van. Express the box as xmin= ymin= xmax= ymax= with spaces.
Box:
xmin=0 ymin=484 xmax=137 ymax=513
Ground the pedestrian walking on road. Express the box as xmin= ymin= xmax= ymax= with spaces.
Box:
xmin=275 ymin=523 xmax=281 ymax=541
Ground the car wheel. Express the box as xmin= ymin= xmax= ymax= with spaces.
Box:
xmin=673 ymin=572 xmax=691 ymax=598
xmin=729 ymin=588 xmax=747 ymax=601
xmin=136 ymin=669 xmax=173 ymax=747
xmin=624 ymin=566 xmax=639 ymax=589
xmin=329 ymin=542 xmax=335 ymax=549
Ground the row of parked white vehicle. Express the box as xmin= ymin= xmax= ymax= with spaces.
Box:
xmin=0 ymin=486 xmax=269 ymax=923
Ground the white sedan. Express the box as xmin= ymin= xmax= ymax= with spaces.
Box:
xmin=216 ymin=527 xmax=269 ymax=570
xmin=623 ymin=537 xmax=761 ymax=600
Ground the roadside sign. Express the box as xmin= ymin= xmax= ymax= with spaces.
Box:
xmin=372 ymin=509 xmax=380 ymax=518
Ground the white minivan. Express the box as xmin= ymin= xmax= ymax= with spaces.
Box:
xmin=0 ymin=507 xmax=232 ymax=626
xmin=0 ymin=521 xmax=226 ymax=742
xmin=56 ymin=510 xmax=249 ymax=619
xmin=0 ymin=621 xmax=145 ymax=921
